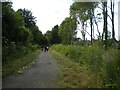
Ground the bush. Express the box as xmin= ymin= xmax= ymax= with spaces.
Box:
xmin=2 ymin=42 xmax=39 ymax=64
xmin=51 ymin=44 xmax=120 ymax=88
xmin=102 ymin=49 xmax=120 ymax=87
xmin=51 ymin=45 xmax=103 ymax=72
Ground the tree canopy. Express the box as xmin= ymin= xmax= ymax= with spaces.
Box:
xmin=59 ymin=17 xmax=77 ymax=45
xmin=2 ymin=2 xmax=47 ymax=46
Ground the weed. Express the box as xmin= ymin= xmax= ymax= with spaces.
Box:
xmin=50 ymin=50 xmax=98 ymax=88
xmin=50 ymin=44 xmax=120 ymax=88
xmin=3 ymin=50 xmax=40 ymax=78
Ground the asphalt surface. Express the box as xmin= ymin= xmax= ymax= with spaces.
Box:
xmin=3 ymin=51 xmax=59 ymax=88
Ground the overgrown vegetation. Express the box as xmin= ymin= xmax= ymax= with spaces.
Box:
xmin=48 ymin=1 xmax=119 ymax=88
xmin=3 ymin=50 xmax=40 ymax=78
xmin=50 ymin=50 xmax=98 ymax=88
xmin=2 ymin=1 xmax=120 ymax=88
xmin=51 ymin=45 xmax=120 ymax=88
xmin=2 ymin=2 xmax=44 ymax=63
xmin=2 ymin=42 xmax=39 ymax=64
xmin=2 ymin=2 xmax=46 ymax=78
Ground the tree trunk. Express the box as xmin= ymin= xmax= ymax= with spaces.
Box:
xmin=104 ymin=2 xmax=108 ymax=49
xmin=82 ymin=21 xmax=85 ymax=41
xmin=95 ymin=19 xmax=101 ymax=39
xmin=90 ymin=10 xmax=93 ymax=45
xmin=111 ymin=0 xmax=115 ymax=39
xmin=102 ymin=2 xmax=108 ymax=49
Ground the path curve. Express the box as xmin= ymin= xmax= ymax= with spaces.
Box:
xmin=3 ymin=51 xmax=59 ymax=88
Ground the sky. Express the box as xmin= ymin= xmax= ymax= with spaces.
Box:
xmin=12 ymin=0 xmax=74 ymax=34
xmin=11 ymin=0 xmax=119 ymax=40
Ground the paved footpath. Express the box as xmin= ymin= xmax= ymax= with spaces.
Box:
xmin=3 ymin=51 xmax=59 ymax=88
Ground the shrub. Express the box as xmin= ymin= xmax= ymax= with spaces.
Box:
xmin=51 ymin=44 xmax=120 ymax=88
xmin=2 ymin=42 xmax=39 ymax=64
xmin=102 ymin=49 xmax=120 ymax=87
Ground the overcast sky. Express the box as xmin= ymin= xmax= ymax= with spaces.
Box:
xmin=12 ymin=0 xmax=74 ymax=34
xmin=11 ymin=0 xmax=119 ymax=40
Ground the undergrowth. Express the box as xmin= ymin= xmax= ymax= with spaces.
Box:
xmin=50 ymin=50 xmax=103 ymax=88
xmin=2 ymin=42 xmax=39 ymax=64
xmin=50 ymin=44 xmax=120 ymax=88
xmin=3 ymin=50 xmax=40 ymax=78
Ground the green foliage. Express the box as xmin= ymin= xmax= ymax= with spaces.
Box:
xmin=50 ymin=50 xmax=97 ymax=88
xmin=17 ymin=8 xmax=36 ymax=28
xmin=102 ymin=49 xmax=120 ymax=88
xmin=2 ymin=2 xmax=39 ymax=63
xmin=17 ymin=8 xmax=47 ymax=45
xmin=2 ymin=2 xmax=26 ymax=42
xmin=16 ymin=26 xmax=32 ymax=44
xmin=51 ymin=45 xmax=120 ymax=88
xmin=70 ymin=2 xmax=98 ymax=21
xmin=44 ymin=25 xmax=61 ymax=45
xmin=59 ymin=17 xmax=77 ymax=45
xmin=2 ymin=42 xmax=39 ymax=64
xmin=70 ymin=2 xmax=98 ymax=43
xmin=3 ymin=50 xmax=40 ymax=78
xmin=30 ymin=25 xmax=46 ymax=45
xmin=2 ymin=2 xmax=47 ymax=65
xmin=44 ymin=30 xmax=52 ymax=45
xmin=50 ymin=25 xmax=62 ymax=44
xmin=2 ymin=2 xmax=47 ymax=46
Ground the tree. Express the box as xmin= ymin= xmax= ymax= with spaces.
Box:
xmin=17 ymin=8 xmax=36 ymax=28
xmin=2 ymin=2 xmax=49 ymax=64
xmin=17 ymin=8 xmax=47 ymax=45
xmin=29 ymin=24 xmax=46 ymax=45
xmin=94 ymin=1 xmax=116 ymax=48
xmin=59 ymin=17 xmax=77 ymax=45
xmin=2 ymin=2 xmax=31 ymax=45
xmin=44 ymin=25 xmax=61 ymax=45
xmin=70 ymin=2 xmax=98 ymax=44
xmin=50 ymin=25 xmax=61 ymax=45
xmin=44 ymin=30 xmax=52 ymax=45
xmin=110 ymin=0 xmax=115 ymax=40
xmin=94 ymin=12 xmax=102 ymax=40
xmin=101 ymin=2 xmax=108 ymax=49
xmin=70 ymin=2 xmax=88 ymax=41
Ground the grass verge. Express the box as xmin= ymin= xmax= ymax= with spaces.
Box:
xmin=50 ymin=50 xmax=103 ymax=88
xmin=3 ymin=49 xmax=40 ymax=78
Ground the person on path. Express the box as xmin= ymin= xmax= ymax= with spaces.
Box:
xmin=44 ymin=46 xmax=49 ymax=52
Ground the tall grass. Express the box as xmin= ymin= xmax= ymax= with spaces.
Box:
xmin=51 ymin=44 xmax=120 ymax=88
